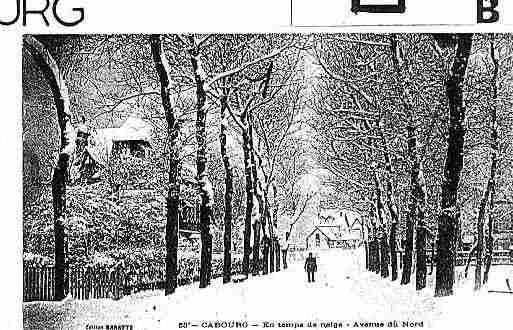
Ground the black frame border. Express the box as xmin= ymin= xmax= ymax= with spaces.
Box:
xmin=351 ymin=0 xmax=406 ymax=14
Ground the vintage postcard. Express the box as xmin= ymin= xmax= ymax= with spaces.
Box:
xmin=2 ymin=1 xmax=513 ymax=329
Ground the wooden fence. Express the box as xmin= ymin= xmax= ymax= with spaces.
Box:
xmin=393 ymin=248 xmax=513 ymax=272
xmin=23 ymin=266 xmax=55 ymax=302
xmin=68 ymin=267 xmax=125 ymax=300
xmin=23 ymin=267 xmax=125 ymax=302
xmin=23 ymin=256 xmax=248 ymax=302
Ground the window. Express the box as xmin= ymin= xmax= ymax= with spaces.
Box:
xmin=315 ymin=233 xmax=320 ymax=247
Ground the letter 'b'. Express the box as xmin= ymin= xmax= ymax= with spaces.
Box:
xmin=477 ymin=0 xmax=499 ymax=23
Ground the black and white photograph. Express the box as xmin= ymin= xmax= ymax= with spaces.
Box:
xmin=19 ymin=33 xmax=513 ymax=329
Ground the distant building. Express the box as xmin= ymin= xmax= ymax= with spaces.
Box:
xmin=305 ymin=208 xmax=364 ymax=250
xmin=90 ymin=116 xmax=152 ymax=160
xmin=71 ymin=116 xmax=153 ymax=183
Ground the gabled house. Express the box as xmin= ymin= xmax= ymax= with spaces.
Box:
xmin=71 ymin=117 xmax=153 ymax=183
xmin=305 ymin=208 xmax=364 ymax=250
xmin=89 ymin=116 xmax=152 ymax=162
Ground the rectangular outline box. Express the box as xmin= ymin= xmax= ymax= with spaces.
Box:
xmin=351 ymin=0 xmax=406 ymax=13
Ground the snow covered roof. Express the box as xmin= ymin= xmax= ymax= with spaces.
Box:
xmin=112 ymin=117 xmax=152 ymax=142
xmin=84 ymin=117 xmax=153 ymax=166
xmin=95 ymin=117 xmax=152 ymax=143
xmin=317 ymin=208 xmax=362 ymax=231
xmin=308 ymin=225 xmax=361 ymax=242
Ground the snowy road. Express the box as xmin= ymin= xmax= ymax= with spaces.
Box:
xmin=23 ymin=249 xmax=512 ymax=329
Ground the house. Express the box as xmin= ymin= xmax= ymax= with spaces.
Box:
xmin=71 ymin=117 xmax=153 ymax=183
xmin=305 ymin=208 xmax=364 ymax=250
xmin=306 ymin=225 xmax=362 ymax=249
xmin=89 ymin=116 xmax=152 ymax=161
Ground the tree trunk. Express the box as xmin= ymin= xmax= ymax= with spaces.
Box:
xmin=483 ymin=37 xmax=499 ymax=285
xmin=275 ymin=240 xmax=281 ymax=272
xmin=374 ymin=171 xmax=389 ymax=278
xmin=269 ymin=235 xmax=275 ymax=273
xmin=365 ymin=225 xmax=371 ymax=271
xmin=262 ymin=236 xmax=269 ymax=275
xmin=252 ymin=221 xmax=261 ymax=275
xmin=267 ymin=194 xmax=275 ymax=273
xmin=188 ymin=37 xmax=213 ymax=288
xmin=374 ymin=239 xmax=381 ymax=275
xmin=282 ymin=249 xmax=288 ymax=270
xmin=372 ymin=239 xmax=378 ymax=272
xmin=416 ymin=223 xmax=427 ymax=290
xmin=483 ymin=184 xmax=496 ymax=284
xmin=474 ymin=171 xmax=496 ymax=289
xmin=368 ymin=238 xmax=374 ymax=272
xmin=261 ymin=187 xmax=270 ymax=275
xmin=364 ymin=241 xmax=370 ymax=270
xmin=405 ymin=127 xmax=428 ymax=286
xmin=379 ymin=131 xmax=399 ymax=281
xmin=464 ymin=243 xmax=478 ymax=278
xmin=220 ymin=94 xmax=233 ymax=284
xmin=380 ymin=230 xmax=390 ymax=278
xmin=249 ymin=116 xmax=263 ymax=276
xmin=273 ymin=184 xmax=280 ymax=272
xmin=389 ymin=222 xmax=398 ymax=281
xmin=389 ymin=35 xmax=421 ymax=285
xmin=402 ymin=126 xmax=417 ymax=285
xmin=435 ymin=33 xmax=473 ymax=297
xmin=242 ymin=130 xmax=253 ymax=276
xmin=389 ymin=35 xmax=422 ymax=283
xmin=367 ymin=206 xmax=377 ymax=272
xmin=369 ymin=239 xmax=375 ymax=272
xmin=415 ymin=162 xmax=429 ymax=289
xmin=368 ymin=232 xmax=375 ymax=272
xmin=475 ymin=210 xmax=485 ymax=290
xmin=24 ymin=36 xmax=76 ymax=301
xmin=150 ymin=35 xmax=182 ymax=295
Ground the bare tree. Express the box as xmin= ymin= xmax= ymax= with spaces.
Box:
xmin=173 ymin=34 xmax=297 ymax=282
xmin=184 ymin=35 xmax=215 ymax=288
xmin=23 ymin=36 xmax=77 ymax=301
xmin=149 ymin=34 xmax=182 ymax=295
xmin=388 ymin=35 xmax=430 ymax=287
xmin=482 ymin=36 xmax=500 ymax=285
xmin=219 ymin=91 xmax=234 ymax=283
xmin=434 ymin=33 xmax=474 ymax=297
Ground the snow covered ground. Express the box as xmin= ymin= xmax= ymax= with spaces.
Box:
xmin=23 ymin=249 xmax=512 ymax=330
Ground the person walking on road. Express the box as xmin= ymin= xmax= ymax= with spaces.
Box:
xmin=304 ymin=252 xmax=317 ymax=283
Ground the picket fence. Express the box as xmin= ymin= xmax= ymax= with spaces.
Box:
xmin=23 ymin=267 xmax=126 ymax=302
xmin=23 ymin=266 xmax=55 ymax=302
xmin=23 ymin=257 xmax=249 ymax=302
xmin=393 ymin=248 xmax=513 ymax=269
